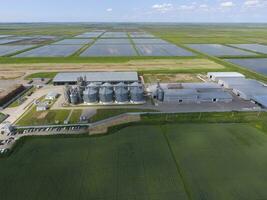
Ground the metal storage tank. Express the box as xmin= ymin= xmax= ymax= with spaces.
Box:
xmin=83 ymin=83 xmax=99 ymax=103
xmin=130 ymin=82 xmax=145 ymax=103
xmin=70 ymin=90 xmax=79 ymax=104
xmin=114 ymin=82 xmax=129 ymax=103
xmin=99 ymin=83 xmax=113 ymax=103
xmin=102 ymin=82 xmax=113 ymax=89
xmin=156 ymin=83 xmax=164 ymax=101
xmin=77 ymin=86 xmax=84 ymax=101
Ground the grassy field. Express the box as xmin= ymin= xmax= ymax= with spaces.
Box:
xmin=16 ymin=107 xmax=71 ymax=126
xmin=165 ymin=123 xmax=267 ymax=200
xmin=0 ymin=23 xmax=92 ymax=36
xmin=144 ymin=24 xmax=267 ymax=44
xmin=0 ymin=112 xmax=7 ymax=123
xmin=25 ymin=72 xmax=58 ymax=80
xmin=1 ymin=123 xmax=267 ymax=199
xmin=90 ymin=108 xmax=157 ymax=122
xmin=69 ymin=109 xmax=82 ymax=124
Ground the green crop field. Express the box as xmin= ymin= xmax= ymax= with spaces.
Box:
xmin=25 ymin=72 xmax=58 ymax=80
xmin=69 ymin=109 xmax=82 ymax=124
xmin=1 ymin=123 xmax=267 ymax=199
xmin=90 ymin=108 xmax=157 ymax=122
xmin=166 ymin=123 xmax=267 ymax=200
xmin=16 ymin=107 xmax=71 ymax=126
xmin=144 ymin=24 xmax=267 ymax=44
xmin=0 ymin=23 xmax=92 ymax=36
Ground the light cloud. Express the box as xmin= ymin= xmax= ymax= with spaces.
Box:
xmin=106 ymin=8 xmax=113 ymax=12
xmin=178 ymin=5 xmax=196 ymax=10
xmin=220 ymin=1 xmax=235 ymax=8
xmin=199 ymin=4 xmax=209 ymax=9
xmin=152 ymin=3 xmax=173 ymax=13
xmin=243 ymin=0 xmax=267 ymax=7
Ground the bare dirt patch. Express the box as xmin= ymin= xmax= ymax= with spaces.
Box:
xmin=143 ymin=73 xmax=201 ymax=83
xmin=0 ymin=71 xmax=25 ymax=80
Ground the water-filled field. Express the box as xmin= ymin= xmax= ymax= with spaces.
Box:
xmin=94 ymin=38 xmax=131 ymax=45
xmin=130 ymin=32 xmax=155 ymax=38
xmin=0 ymin=45 xmax=35 ymax=56
xmin=0 ymin=38 xmax=23 ymax=44
xmin=80 ymin=44 xmax=137 ymax=57
xmin=0 ymin=35 xmax=12 ymax=38
xmin=229 ymin=44 xmax=267 ymax=54
xmin=226 ymin=58 xmax=267 ymax=76
xmin=75 ymin=32 xmax=103 ymax=38
xmin=133 ymin=38 xmax=169 ymax=44
xmin=14 ymin=44 xmax=83 ymax=57
xmin=101 ymin=32 xmax=128 ymax=38
xmin=53 ymin=39 xmax=94 ymax=45
xmin=136 ymin=44 xmax=195 ymax=56
xmin=187 ymin=44 xmax=258 ymax=56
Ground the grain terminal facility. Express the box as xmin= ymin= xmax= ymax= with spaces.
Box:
xmin=60 ymin=72 xmax=145 ymax=105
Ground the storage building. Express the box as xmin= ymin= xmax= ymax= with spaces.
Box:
xmin=218 ymin=78 xmax=262 ymax=89
xmin=152 ymin=82 xmax=233 ymax=104
xmin=198 ymin=91 xmax=233 ymax=103
xmin=251 ymin=95 xmax=267 ymax=108
xmin=232 ymin=85 xmax=267 ymax=100
xmin=207 ymin=72 xmax=245 ymax=81
xmin=53 ymin=72 xmax=139 ymax=85
xmin=163 ymin=89 xmax=198 ymax=103
xmin=45 ymin=92 xmax=59 ymax=100
xmin=36 ymin=103 xmax=49 ymax=111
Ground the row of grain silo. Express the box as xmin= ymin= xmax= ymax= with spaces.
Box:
xmin=65 ymin=82 xmax=145 ymax=105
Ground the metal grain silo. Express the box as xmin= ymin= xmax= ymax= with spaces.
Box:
xmin=99 ymin=83 xmax=113 ymax=103
xmin=83 ymin=83 xmax=99 ymax=103
xmin=70 ymin=89 xmax=79 ymax=104
xmin=130 ymin=82 xmax=145 ymax=103
xmin=156 ymin=83 xmax=164 ymax=101
xmin=114 ymin=82 xmax=129 ymax=103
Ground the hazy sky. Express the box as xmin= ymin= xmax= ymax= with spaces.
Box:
xmin=0 ymin=0 xmax=267 ymax=22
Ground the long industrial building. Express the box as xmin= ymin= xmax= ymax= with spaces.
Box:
xmin=210 ymin=72 xmax=267 ymax=108
xmin=207 ymin=72 xmax=245 ymax=81
xmin=53 ymin=72 xmax=139 ymax=85
xmin=148 ymin=82 xmax=233 ymax=103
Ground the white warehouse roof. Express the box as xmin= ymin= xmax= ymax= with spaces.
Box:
xmin=233 ymin=85 xmax=267 ymax=100
xmin=45 ymin=92 xmax=59 ymax=100
xmin=218 ymin=78 xmax=262 ymax=88
xmin=208 ymin=72 xmax=245 ymax=81
xmin=53 ymin=72 xmax=139 ymax=83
